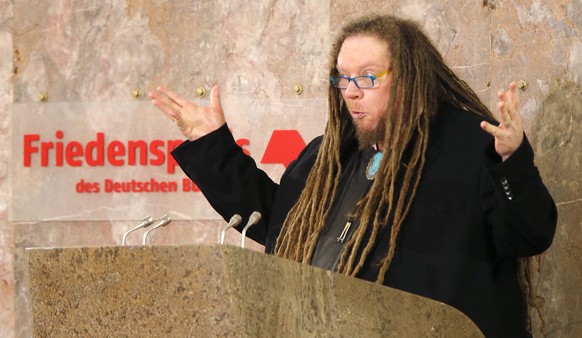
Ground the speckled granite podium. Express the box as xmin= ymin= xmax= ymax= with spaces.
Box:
xmin=26 ymin=245 xmax=483 ymax=337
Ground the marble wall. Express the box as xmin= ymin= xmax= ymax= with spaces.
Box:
xmin=1 ymin=0 xmax=580 ymax=337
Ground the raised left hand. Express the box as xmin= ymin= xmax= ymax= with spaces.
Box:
xmin=480 ymin=81 xmax=524 ymax=162
xmin=149 ymin=85 xmax=226 ymax=141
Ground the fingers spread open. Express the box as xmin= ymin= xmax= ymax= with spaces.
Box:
xmin=150 ymin=87 xmax=189 ymax=122
xmin=158 ymin=86 xmax=189 ymax=108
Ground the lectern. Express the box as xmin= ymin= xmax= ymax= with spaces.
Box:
xmin=26 ymin=245 xmax=483 ymax=337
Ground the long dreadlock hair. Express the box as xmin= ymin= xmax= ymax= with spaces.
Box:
xmin=274 ymin=14 xmax=543 ymax=334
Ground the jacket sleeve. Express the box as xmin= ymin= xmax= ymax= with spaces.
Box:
xmin=171 ymin=123 xmax=278 ymax=245
xmin=482 ymin=134 xmax=558 ymax=257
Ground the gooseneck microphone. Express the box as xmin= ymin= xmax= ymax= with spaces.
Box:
xmin=122 ymin=216 xmax=154 ymax=246
xmin=241 ymin=211 xmax=261 ymax=248
xmin=142 ymin=214 xmax=172 ymax=245
xmin=220 ymin=214 xmax=242 ymax=245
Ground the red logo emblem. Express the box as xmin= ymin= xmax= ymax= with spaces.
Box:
xmin=261 ymin=130 xmax=306 ymax=168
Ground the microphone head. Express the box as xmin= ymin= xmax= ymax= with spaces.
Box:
xmin=248 ymin=211 xmax=262 ymax=224
xmin=228 ymin=214 xmax=242 ymax=226
xmin=240 ymin=211 xmax=262 ymax=248
xmin=140 ymin=215 xmax=155 ymax=228
xmin=154 ymin=214 xmax=172 ymax=227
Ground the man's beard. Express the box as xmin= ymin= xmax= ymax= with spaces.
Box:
xmin=354 ymin=117 xmax=386 ymax=150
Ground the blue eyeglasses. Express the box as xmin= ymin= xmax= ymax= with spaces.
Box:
xmin=329 ymin=69 xmax=390 ymax=89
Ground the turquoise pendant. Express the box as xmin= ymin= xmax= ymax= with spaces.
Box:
xmin=366 ymin=151 xmax=383 ymax=180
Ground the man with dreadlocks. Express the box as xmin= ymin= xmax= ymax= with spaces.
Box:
xmin=150 ymin=14 xmax=557 ymax=338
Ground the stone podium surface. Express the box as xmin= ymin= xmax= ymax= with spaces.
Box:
xmin=26 ymin=245 xmax=483 ymax=337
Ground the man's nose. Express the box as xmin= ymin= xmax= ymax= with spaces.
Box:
xmin=344 ymin=80 xmax=362 ymax=99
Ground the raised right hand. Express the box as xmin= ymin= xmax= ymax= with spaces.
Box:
xmin=149 ymin=85 xmax=226 ymax=141
xmin=479 ymin=81 xmax=524 ymax=162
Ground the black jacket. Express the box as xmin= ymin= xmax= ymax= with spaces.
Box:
xmin=172 ymin=103 xmax=557 ymax=337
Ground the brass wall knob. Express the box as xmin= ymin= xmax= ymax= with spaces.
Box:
xmin=38 ymin=92 xmax=48 ymax=102
xmin=131 ymin=88 xmax=142 ymax=99
xmin=196 ymin=87 xmax=206 ymax=97
xmin=293 ymin=83 xmax=303 ymax=95
xmin=516 ymin=80 xmax=527 ymax=91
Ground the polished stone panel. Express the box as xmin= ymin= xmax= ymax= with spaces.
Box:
xmin=0 ymin=1 xmax=14 ymax=337
xmin=0 ymin=1 xmax=580 ymax=337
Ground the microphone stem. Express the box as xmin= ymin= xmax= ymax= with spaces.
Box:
xmin=122 ymin=216 xmax=153 ymax=246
